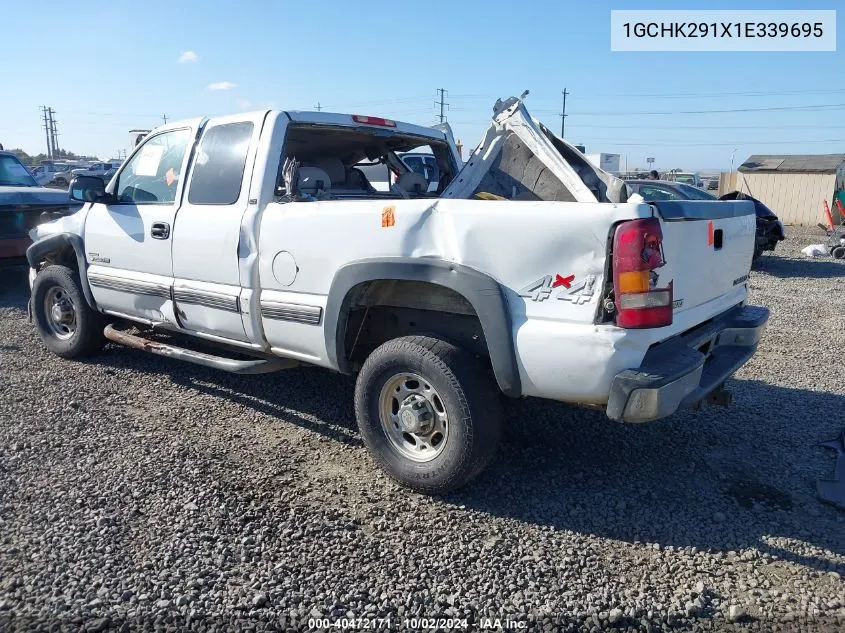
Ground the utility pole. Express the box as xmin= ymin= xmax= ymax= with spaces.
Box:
xmin=314 ymin=102 xmax=322 ymax=112
xmin=48 ymin=108 xmax=59 ymax=157
xmin=41 ymin=106 xmax=52 ymax=158
xmin=559 ymin=88 xmax=569 ymax=138
xmin=435 ymin=88 xmax=449 ymax=123
xmin=162 ymin=114 xmax=168 ymax=125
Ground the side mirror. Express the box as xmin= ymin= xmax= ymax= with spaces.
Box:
xmin=69 ymin=175 xmax=110 ymax=203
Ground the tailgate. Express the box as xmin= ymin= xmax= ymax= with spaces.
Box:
xmin=652 ymin=200 xmax=757 ymax=316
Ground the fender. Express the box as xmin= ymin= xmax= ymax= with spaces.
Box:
xmin=326 ymin=258 xmax=521 ymax=398
xmin=26 ymin=232 xmax=98 ymax=311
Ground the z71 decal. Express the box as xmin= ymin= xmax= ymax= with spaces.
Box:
xmin=518 ymin=274 xmax=597 ymax=304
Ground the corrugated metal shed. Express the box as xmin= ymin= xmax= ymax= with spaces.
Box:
xmin=739 ymin=154 xmax=845 ymax=174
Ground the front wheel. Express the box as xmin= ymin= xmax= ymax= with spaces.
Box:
xmin=354 ymin=335 xmax=503 ymax=494
xmin=32 ymin=265 xmax=106 ymax=358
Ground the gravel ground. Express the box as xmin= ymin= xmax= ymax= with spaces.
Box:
xmin=1 ymin=232 xmax=844 ymax=632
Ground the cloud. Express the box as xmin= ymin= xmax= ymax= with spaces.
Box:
xmin=235 ymin=98 xmax=252 ymax=110
xmin=208 ymin=81 xmax=237 ymax=91
xmin=178 ymin=50 xmax=199 ymax=63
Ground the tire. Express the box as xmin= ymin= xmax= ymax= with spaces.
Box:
xmin=751 ymin=245 xmax=764 ymax=266
xmin=832 ymin=246 xmax=845 ymax=260
xmin=32 ymin=265 xmax=106 ymax=358
xmin=354 ymin=335 xmax=503 ymax=494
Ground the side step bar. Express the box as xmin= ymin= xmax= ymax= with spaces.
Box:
xmin=104 ymin=325 xmax=297 ymax=375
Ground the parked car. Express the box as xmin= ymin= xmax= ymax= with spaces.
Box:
xmin=26 ymin=96 xmax=768 ymax=494
xmin=719 ymin=191 xmax=786 ymax=262
xmin=663 ymin=171 xmax=703 ymax=188
xmin=626 ymin=179 xmax=718 ymax=201
xmin=46 ymin=165 xmax=82 ymax=188
xmin=627 ymin=180 xmax=785 ymax=263
xmin=72 ymin=162 xmax=119 ymax=180
xmin=0 ymin=151 xmax=74 ymax=266
xmin=29 ymin=163 xmax=75 ymax=186
xmin=706 ymin=179 xmax=719 ymax=190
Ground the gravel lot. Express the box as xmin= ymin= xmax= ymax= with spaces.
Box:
xmin=1 ymin=233 xmax=844 ymax=632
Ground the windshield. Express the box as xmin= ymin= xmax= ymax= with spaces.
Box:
xmin=0 ymin=155 xmax=38 ymax=186
xmin=674 ymin=174 xmax=696 ymax=185
xmin=677 ymin=183 xmax=716 ymax=200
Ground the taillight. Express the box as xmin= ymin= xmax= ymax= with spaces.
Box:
xmin=612 ymin=218 xmax=672 ymax=329
xmin=352 ymin=115 xmax=396 ymax=127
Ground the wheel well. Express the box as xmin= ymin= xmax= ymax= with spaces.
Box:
xmin=36 ymin=244 xmax=77 ymax=271
xmin=341 ymin=280 xmax=490 ymax=367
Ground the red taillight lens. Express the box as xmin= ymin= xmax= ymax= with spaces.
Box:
xmin=352 ymin=115 xmax=396 ymax=127
xmin=613 ymin=218 xmax=672 ymax=329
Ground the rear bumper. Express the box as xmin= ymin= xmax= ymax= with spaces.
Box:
xmin=606 ymin=305 xmax=769 ymax=423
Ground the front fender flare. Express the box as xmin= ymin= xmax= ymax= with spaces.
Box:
xmin=325 ymin=258 xmax=521 ymax=398
xmin=26 ymin=232 xmax=97 ymax=311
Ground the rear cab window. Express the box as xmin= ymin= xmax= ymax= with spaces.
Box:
xmin=188 ymin=122 xmax=254 ymax=205
xmin=277 ymin=119 xmax=458 ymax=201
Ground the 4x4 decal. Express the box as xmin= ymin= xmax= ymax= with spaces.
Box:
xmin=518 ymin=274 xmax=597 ymax=304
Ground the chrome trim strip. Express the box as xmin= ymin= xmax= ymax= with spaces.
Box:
xmin=260 ymin=301 xmax=322 ymax=325
xmin=88 ymin=273 xmax=170 ymax=299
xmin=173 ymin=288 xmax=240 ymax=313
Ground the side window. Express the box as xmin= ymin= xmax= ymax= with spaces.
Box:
xmin=116 ymin=129 xmax=191 ymax=204
xmin=188 ymin=122 xmax=254 ymax=205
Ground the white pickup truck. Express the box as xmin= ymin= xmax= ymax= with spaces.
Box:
xmin=26 ymin=94 xmax=769 ymax=494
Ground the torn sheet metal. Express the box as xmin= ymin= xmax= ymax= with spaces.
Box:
xmin=442 ymin=93 xmax=629 ymax=204
xmin=817 ymin=428 xmax=845 ymax=509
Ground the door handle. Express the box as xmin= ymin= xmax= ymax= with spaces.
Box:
xmin=150 ymin=222 xmax=170 ymax=240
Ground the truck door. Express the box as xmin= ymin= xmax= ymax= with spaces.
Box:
xmin=171 ymin=112 xmax=268 ymax=343
xmin=83 ymin=121 xmax=202 ymax=325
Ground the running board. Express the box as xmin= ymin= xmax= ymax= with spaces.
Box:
xmin=103 ymin=325 xmax=297 ymax=374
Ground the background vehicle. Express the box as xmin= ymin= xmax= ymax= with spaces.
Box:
xmin=26 ymin=96 xmax=767 ymax=494
xmin=46 ymin=164 xmax=82 ymax=188
xmin=626 ymin=179 xmax=717 ymax=201
xmin=719 ymin=191 xmax=786 ymax=262
xmin=662 ymin=171 xmax=703 ymax=188
xmin=30 ymin=163 xmax=76 ymax=186
xmin=72 ymin=162 xmax=118 ymax=179
xmin=356 ymin=152 xmax=442 ymax=193
xmin=0 ymin=151 xmax=73 ymax=266
xmin=627 ymin=180 xmax=785 ymax=264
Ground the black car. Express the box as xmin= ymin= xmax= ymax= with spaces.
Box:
xmin=718 ymin=191 xmax=786 ymax=262
xmin=626 ymin=180 xmax=785 ymax=263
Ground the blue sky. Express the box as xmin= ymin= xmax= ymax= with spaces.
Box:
xmin=1 ymin=0 xmax=841 ymax=170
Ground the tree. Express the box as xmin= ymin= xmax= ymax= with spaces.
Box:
xmin=4 ymin=148 xmax=99 ymax=165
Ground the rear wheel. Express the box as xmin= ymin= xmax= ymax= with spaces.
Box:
xmin=354 ymin=335 xmax=502 ymax=494
xmin=32 ymin=265 xmax=106 ymax=358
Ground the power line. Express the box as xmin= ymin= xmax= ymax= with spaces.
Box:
xmin=575 ymin=138 xmax=845 ymax=147
xmin=435 ymin=88 xmax=449 ymax=123
xmin=556 ymin=102 xmax=845 ymax=117
xmin=449 ymin=87 xmax=845 ymax=101
xmin=568 ymin=123 xmax=845 ymax=130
